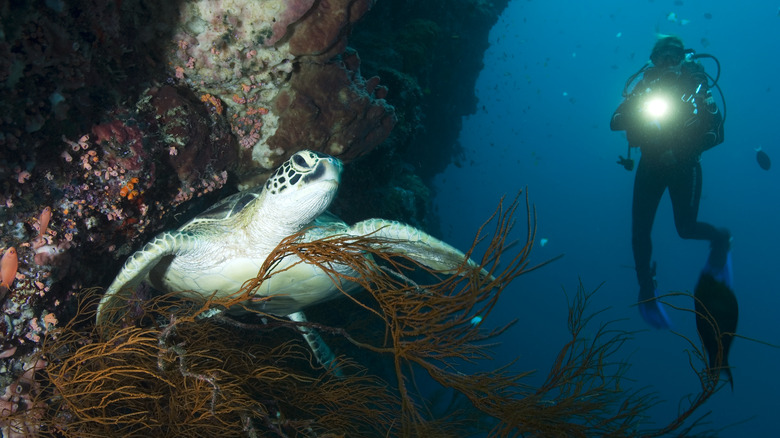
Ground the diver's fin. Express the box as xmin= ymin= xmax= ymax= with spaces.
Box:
xmin=637 ymin=261 xmax=672 ymax=329
xmin=724 ymin=366 xmax=734 ymax=391
xmin=705 ymin=337 xmax=735 ymax=391
xmin=638 ymin=288 xmax=672 ymax=329
xmin=703 ymin=250 xmax=733 ymax=288
xmin=694 ymin=266 xmax=738 ymax=391
xmin=703 ymin=230 xmax=733 ymax=287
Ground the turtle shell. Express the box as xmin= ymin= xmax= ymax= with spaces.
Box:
xmin=180 ymin=185 xmax=265 ymax=231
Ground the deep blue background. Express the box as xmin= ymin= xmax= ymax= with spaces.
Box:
xmin=433 ymin=0 xmax=779 ymax=434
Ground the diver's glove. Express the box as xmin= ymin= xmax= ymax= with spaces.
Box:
xmin=617 ymin=156 xmax=634 ymax=171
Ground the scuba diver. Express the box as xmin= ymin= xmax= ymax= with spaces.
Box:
xmin=610 ymin=36 xmax=732 ymax=331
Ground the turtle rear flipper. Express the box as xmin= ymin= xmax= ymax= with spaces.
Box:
xmin=349 ymin=219 xmax=492 ymax=279
xmin=96 ymin=231 xmax=198 ymax=324
xmin=288 ymin=311 xmax=342 ymax=377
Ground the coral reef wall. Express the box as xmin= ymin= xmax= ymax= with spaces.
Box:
xmin=0 ymin=0 xmax=391 ymax=391
xmin=351 ymin=0 xmax=510 ymax=177
xmin=332 ymin=0 xmax=511 ymax=227
xmin=0 ymin=0 xmax=510 ymax=419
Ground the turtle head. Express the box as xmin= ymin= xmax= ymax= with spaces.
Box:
xmin=264 ymin=150 xmax=342 ymax=223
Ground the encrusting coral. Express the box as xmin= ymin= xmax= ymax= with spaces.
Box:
xmin=0 ymin=193 xmax=729 ymax=437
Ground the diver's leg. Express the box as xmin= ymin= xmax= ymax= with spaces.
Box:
xmin=632 ymin=159 xmax=665 ymax=290
xmin=669 ymin=161 xmax=717 ymax=240
xmin=632 ymin=158 xmax=671 ymax=328
xmin=669 ymin=161 xmax=732 ymax=283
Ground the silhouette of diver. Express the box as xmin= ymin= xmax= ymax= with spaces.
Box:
xmin=610 ymin=35 xmax=734 ymax=336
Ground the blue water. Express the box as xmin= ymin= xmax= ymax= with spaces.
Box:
xmin=434 ymin=0 xmax=780 ymax=434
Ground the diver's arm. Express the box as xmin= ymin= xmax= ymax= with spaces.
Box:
xmin=612 ymin=75 xmax=649 ymax=167
xmin=610 ymin=98 xmax=637 ymax=131
xmin=612 ymin=75 xmax=649 ymax=131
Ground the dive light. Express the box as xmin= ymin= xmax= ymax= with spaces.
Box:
xmin=644 ymin=96 xmax=670 ymax=119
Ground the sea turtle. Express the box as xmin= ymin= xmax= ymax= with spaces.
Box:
xmin=97 ymin=150 xmax=485 ymax=369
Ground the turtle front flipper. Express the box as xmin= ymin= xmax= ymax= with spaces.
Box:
xmin=349 ymin=219 xmax=490 ymax=278
xmin=96 ymin=231 xmax=198 ymax=325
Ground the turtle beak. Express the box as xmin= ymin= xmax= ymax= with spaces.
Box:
xmin=303 ymin=156 xmax=342 ymax=186
xmin=289 ymin=156 xmax=341 ymax=220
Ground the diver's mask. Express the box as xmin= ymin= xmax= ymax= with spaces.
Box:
xmin=650 ymin=43 xmax=685 ymax=67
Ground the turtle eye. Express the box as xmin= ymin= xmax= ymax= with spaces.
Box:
xmin=292 ymin=153 xmax=309 ymax=169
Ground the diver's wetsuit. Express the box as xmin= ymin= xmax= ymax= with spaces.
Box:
xmin=611 ymin=60 xmax=726 ymax=292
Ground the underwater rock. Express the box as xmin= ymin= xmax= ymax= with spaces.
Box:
xmin=267 ymin=0 xmax=318 ymax=46
xmin=142 ymin=85 xmax=238 ymax=189
xmin=288 ymin=0 xmax=374 ymax=59
xmin=268 ymin=50 xmax=396 ymax=167
xmin=0 ymin=1 xmax=178 ymax=165
xmin=350 ymin=0 xmax=512 ymax=178
xmin=165 ymin=0 xmax=381 ymax=174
